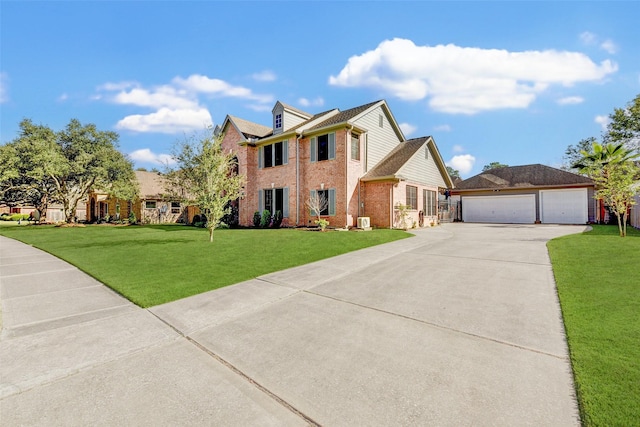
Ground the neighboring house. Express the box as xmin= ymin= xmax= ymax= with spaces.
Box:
xmin=630 ymin=182 xmax=640 ymax=229
xmin=218 ymin=100 xmax=454 ymax=228
xmin=4 ymin=203 xmax=83 ymax=223
xmin=87 ymin=171 xmax=193 ymax=224
xmin=451 ymin=164 xmax=595 ymax=224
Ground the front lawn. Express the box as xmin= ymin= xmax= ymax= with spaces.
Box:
xmin=547 ymin=225 xmax=640 ymax=427
xmin=0 ymin=224 xmax=410 ymax=307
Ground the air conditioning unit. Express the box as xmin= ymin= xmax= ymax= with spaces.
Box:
xmin=357 ymin=217 xmax=370 ymax=229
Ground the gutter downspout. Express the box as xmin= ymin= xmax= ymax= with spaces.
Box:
xmin=296 ymin=133 xmax=302 ymax=226
xmin=390 ymin=185 xmax=394 ymax=228
xmin=347 ymin=124 xmax=353 ymax=227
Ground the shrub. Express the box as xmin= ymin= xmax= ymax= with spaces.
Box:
xmin=8 ymin=214 xmax=30 ymax=221
xmin=253 ymin=211 xmax=261 ymax=228
xmin=272 ymin=210 xmax=283 ymax=229
xmin=192 ymin=214 xmax=201 ymax=225
xmin=128 ymin=211 xmax=137 ymax=225
xmin=260 ymin=210 xmax=271 ymax=228
xmin=315 ymin=218 xmax=330 ymax=231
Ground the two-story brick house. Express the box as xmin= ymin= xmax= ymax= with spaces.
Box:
xmin=218 ymin=100 xmax=453 ymax=229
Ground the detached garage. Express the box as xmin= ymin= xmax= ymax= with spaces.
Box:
xmin=453 ymin=164 xmax=595 ymax=225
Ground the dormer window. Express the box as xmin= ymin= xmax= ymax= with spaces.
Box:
xmin=275 ymin=113 xmax=282 ymax=130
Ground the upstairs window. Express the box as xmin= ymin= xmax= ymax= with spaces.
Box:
xmin=310 ymin=133 xmax=335 ymax=162
xmin=275 ymin=113 xmax=282 ymax=130
xmin=406 ymin=186 xmax=417 ymax=210
xmin=351 ymin=133 xmax=360 ymax=161
xmin=259 ymin=141 xmax=288 ymax=168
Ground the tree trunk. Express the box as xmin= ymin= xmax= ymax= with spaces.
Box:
xmin=209 ymin=226 xmax=214 ymax=243
xmin=616 ymin=211 xmax=624 ymax=237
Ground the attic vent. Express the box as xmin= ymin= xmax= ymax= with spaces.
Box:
xmin=378 ymin=114 xmax=383 ymax=128
xmin=425 ymin=146 xmax=429 ymax=160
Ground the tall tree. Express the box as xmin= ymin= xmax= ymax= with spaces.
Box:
xmin=446 ymin=166 xmax=461 ymax=180
xmin=166 ymin=129 xmax=245 ymax=243
xmin=573 ymin=142 xmax=640 ymax=237
xmin=606 ymin=93 xmax=640 ymax=152
xmin=0 ymin=119 xmax=138 ymax=223
xmin=0 ymin=120 xmax=58 ymax=219
xmin=562 ymin=137 xmax=597 ymax=172
xmin=482 ymin=162 xmax=509 ymax=172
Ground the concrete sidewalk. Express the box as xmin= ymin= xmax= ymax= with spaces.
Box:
xmin=1 ymin=224 xmax=583 ymax=426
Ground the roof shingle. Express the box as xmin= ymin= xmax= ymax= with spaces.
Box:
xmin=362 ymin=137 xmax=428 ymax=180
xmin=454 ymin=164 xmax=593 ymax=190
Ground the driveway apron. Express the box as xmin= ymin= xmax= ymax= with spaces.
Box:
xmin=1 ymin=223 xmax=583 ymax=426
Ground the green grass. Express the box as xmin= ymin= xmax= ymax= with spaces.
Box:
xmin=0 ymin=224 xmax=410 ymax=307
xmin=547 ymin=225 xmax=640 ymax=427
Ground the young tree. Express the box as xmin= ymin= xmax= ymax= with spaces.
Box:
xmin=1 ymin=119 xmax=137 ymax=223
xmin=306 ymin=191 xmax=329 ymax=230
xmin=482 ymin=162 xmax=509 ymax=172
xmin=573 ymin=142 xmax=640 ymax=237
xmin=166 ymin=129 xmax=245 ymax=242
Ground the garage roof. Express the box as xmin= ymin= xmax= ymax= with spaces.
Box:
xmin=454 ymin=164 xmax=593 ymax=191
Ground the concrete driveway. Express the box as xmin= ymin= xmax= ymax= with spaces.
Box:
xmin=1 ymin=223 xmax=583 ymax=426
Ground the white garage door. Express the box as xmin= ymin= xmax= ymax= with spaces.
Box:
xmin=540 ymin=189 xmax=588 ymax=224
xmin=462 ymin=195 xmax=536 ymax=224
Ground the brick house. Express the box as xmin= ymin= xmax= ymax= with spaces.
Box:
xmin=87 ymin=170 xmax=194 ymax=224
xmin=218 ymin=100 xmax=453 ymax=228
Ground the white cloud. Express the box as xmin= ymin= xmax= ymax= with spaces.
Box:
xmin=0 ymin=72 xmax=8 ymax=104
xmin=113 ymin=86 xmax=197 ymax=109
xmin=447 ymin=154 xmax=476 ymax=175
xmin=452 ymin=144 xmax=464 ymax=153
xmin=399 ymin=122 xmax=417 ymax=136
xmin=116 ymin=107 xmax=212 ymax=134
xmin=98 ymin=74 xmax=272 ymax=133
xmin=129 ymin=148 xmax=176 ymax=166
xmin=172 ymin=74 xmax=273 ymax=103
xmin=298 ymin=97 xmax=325 ymax=108
xmin=58 ymin=93 xmax=69 ymax=102
xmin=98 ymin=81 xmax=137 ymax=91
xmin=434 ymin=124 xmax=452 ymax=132
xmin=557 ymin=96 xmax=584 ymax=105
xmin=595 ymin=114 xmax=610 ymax=131
xmin=600 ymin=39 xmax=618 ymax=54
xmin=329 ymin=38 xmax=617 ymax=114
xmin=580 ymin=31 xmax=597 ymax=45
xmin=252 ymin=70 xmax=277 ymax=82
xmin=580 ymin=31 xmax=618 ymax=54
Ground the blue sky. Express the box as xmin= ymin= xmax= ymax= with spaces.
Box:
xmin=2 ymin=1 xmax=639 ymax=178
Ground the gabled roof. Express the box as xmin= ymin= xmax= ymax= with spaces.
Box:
xmin=135 ymin=170 xmax=167 ymax=198
xmin=363 ymin=137 xmax=427 ymax=180
xmin=454 ymin=164 xmax=593 ymax=191
xmin=361 ymin=136 xmax=454 ymax=188
xmin=272 ymin=101 xmax=313 ymax=119
xmin=226 ymin=115 xmax=272 ymax=139
xmin=307 ymin=100 xmax=382 ymax=131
